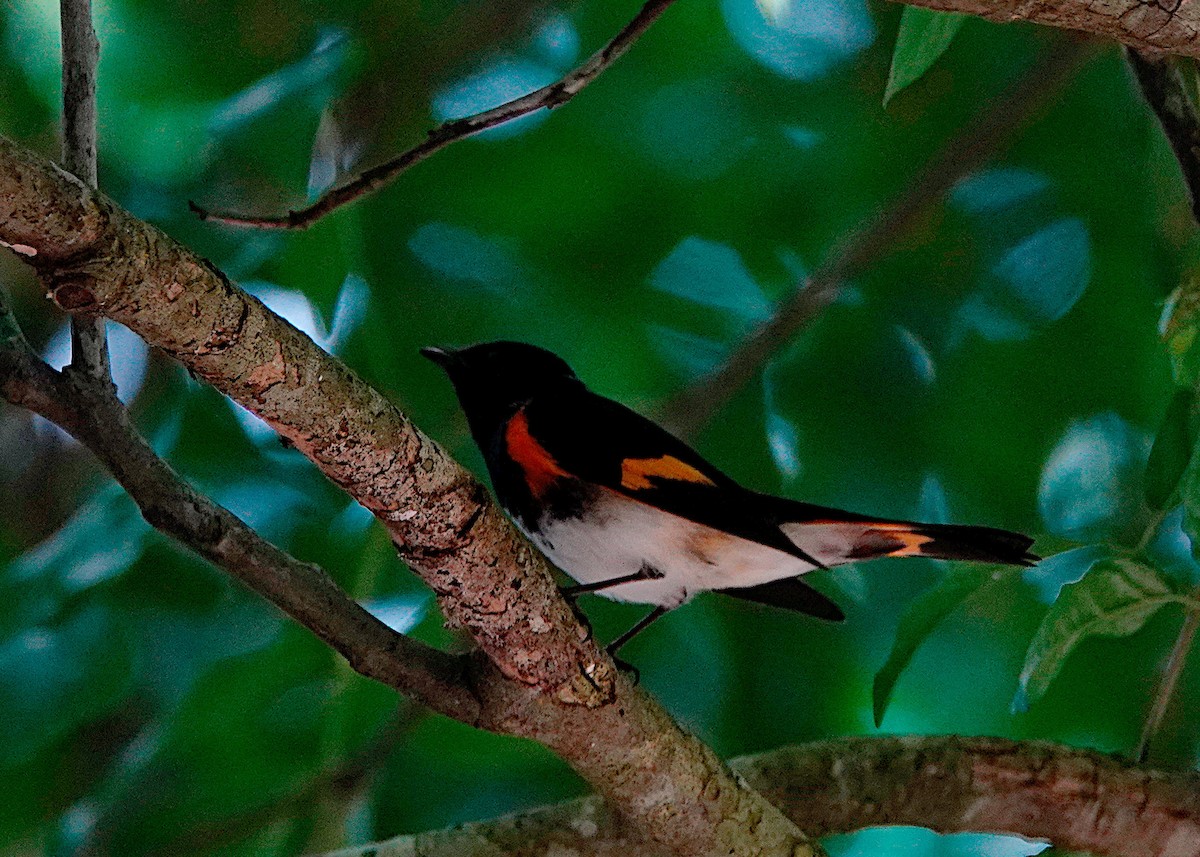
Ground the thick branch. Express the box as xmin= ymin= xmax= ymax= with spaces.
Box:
xmin=59 ymin=0 xmax=109 ymax=380
xmin=320 ymin=736 xmax=1200 ymax=857
xmin=0 ymin=135 xmax=815 ymax=857
xmin=893 ymin=0 xmax=1200 ymax=57
xmin=191 ymin=0 xmax=678 ymax=229
xmin=661 ymin=38 xmax=1094 ymax=437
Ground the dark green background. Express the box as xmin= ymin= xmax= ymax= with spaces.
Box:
xmin=0 ymin=0 xmax=1190 ymax=854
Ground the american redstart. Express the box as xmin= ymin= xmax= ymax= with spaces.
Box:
xmin=424 ymin=341 xmax=1036 ymax=665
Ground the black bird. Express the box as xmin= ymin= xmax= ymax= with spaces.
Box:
xmin=423 ymin=341 xmax=1036 ymax=661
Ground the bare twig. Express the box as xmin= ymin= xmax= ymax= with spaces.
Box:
xmin=59 ymin=0 xmax=109 ymax=381
xmin=660 ymin=38 xmax=1097 ymax=437
xmin=191 ymin=0 xmax=679 ymax=229
xmin=94 ymin=710 xmax=421 ymax=857
xmin=1138 ymin=602 xmax=1200 ymax=762
xmin=0 ymin=291 xmax=479 ymax=723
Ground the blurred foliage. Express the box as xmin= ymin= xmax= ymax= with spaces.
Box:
xmin=1 ymin=0 xmax=1198 ymax=854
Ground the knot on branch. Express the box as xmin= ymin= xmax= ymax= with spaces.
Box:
xmin=47 ymin=272 xmax=100 ymax=312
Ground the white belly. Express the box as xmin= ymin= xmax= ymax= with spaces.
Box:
xmin=518 ymin=488 xmax=814 ymax=608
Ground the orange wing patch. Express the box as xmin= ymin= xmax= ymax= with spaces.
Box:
xmin=505 ymin=409 xmax=568 ymax=498
xmin=620 ymin=455 xmax=716 ymax=491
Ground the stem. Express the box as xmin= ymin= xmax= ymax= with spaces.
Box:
xmin=59 ymin=0 xmax=110 ymax=381
xmin=1137 ymin=597 xmax=1200 ymax=762
xmin=660 ymin=37 xmax=1097 ymax=438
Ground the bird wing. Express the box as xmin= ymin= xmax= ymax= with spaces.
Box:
xmin=518 ymin=390 xmax=823 ymax=566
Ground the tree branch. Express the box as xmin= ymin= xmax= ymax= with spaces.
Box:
xmin=660 ymin=38 xmax=1095 ymax=437
xmin=317 ymin=736 xmax=1200 ymax=857
xmin=0 ymin=134 xmax=817 ymax=857
xmin=190 ymin=0 xmax=679 ymax=229
xmin=0 ymin=289 xmax=479 ymax=723
xmin=892 ymin=0 xmax=1200 ymax=58
xmin=59 ymin=0 xmax=109 ymax=381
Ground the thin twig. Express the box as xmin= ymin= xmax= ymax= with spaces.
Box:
xmin=1137 ymin=600 xmax=1200 ymax=762
xmin=73 ymin=709 xmax=421 ymax=857
xmin=59 ymin=0 xmax=110 ymax=381
xmin=191 ymin=0 xmax=679 ymax=229
xmin=659 ymin=37 xmax=1098 ymax=438
xmin=0 ymin=291 xmax=478 ymax=723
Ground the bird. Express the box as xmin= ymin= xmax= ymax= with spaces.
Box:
xmin=422 ymin=340 xmax=1037 ymax=667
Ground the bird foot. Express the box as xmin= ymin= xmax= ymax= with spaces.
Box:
xmin=607 ymin=649 xmax=641 ymax=685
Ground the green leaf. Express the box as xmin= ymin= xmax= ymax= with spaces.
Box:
xmin=1178 ymin=430 xmax=1200 ymax=559
xmin=883 ymin=7 xmax=967 ymax=105
xmin=1146 ymin=387 xmax=1199 ymax=509
xmin=1162 ymin=277 xmax=1200 ymax=386
xmin=1015 ymin=559 xmax=1183 ymax=711
xmin=873 ymin=565 xmax=992 ymax=727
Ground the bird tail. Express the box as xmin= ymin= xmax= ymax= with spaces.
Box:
xmin=769 ymin=499 xmax=1038 ymax=568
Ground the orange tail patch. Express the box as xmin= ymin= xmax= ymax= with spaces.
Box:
xmin=847 ymin=524 xmax=933 ymax=559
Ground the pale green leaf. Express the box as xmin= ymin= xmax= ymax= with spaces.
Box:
xmin=1015 ymin=559 xmax=1183 ymax=711
xmin=1161 ymin=276 xmax=1200 ymax=387
xmin=873 ymin=565 xmax=991 ymax=727
xmin=884 ymin=7 xmax=967 ymax=105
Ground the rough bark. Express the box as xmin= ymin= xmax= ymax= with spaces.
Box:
xmin=0 ymin=134 xmax=815 ymax=857
xmin=894 ymin=0 xmax=1200 ymax=58
xmin=323 ymin=736 xmax=1200 ymax=857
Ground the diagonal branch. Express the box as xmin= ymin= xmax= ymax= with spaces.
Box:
xmin=0 ymin=134 xmax=818 ymax=857
xmin=59 ymin=0 xmax=109 ymax=381
xmin=0 ymin=289 xmax=479 ymax=723
xmin=660 ymin=37 xmax=1096 ymax=438
xmin=190 ymin=0 xmax=679 ymax=229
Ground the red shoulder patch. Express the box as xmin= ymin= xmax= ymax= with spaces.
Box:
xmin=505 ymin=409 xmax=568 ymax=498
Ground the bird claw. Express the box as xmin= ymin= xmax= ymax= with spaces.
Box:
xmin=559 ymin=587 xmax=595 ymax=641
xmin=608 ymin=651 xmax=641 ymax=685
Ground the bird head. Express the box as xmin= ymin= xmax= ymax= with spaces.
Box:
xmin=422 ymin=340 xmax=581 ymax=441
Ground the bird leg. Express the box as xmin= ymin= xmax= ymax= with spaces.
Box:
xmin=559 ymin=563 xmax=664 ymax=599
xmin=605 ymin=605 xmax=669 ymax=683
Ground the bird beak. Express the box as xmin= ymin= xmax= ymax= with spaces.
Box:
xmin=420 ymin=345 xmax=459 ymax=369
